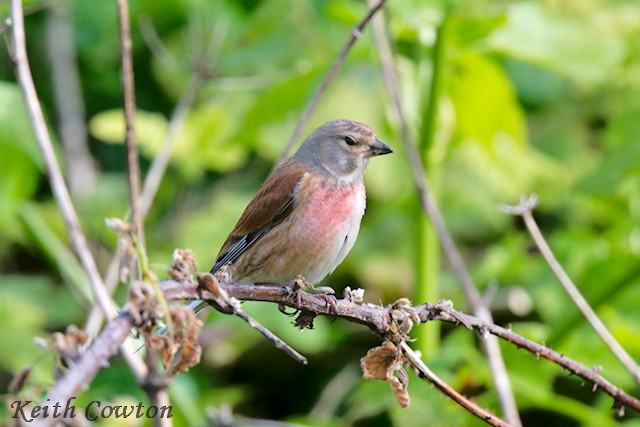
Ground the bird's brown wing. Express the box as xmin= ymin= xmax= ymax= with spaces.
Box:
xmin=211 ymin=159 xmax=307 ymax=273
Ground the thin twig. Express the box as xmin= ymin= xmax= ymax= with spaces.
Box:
xmin=160 ymin=278 xmax=640 ymax=414
xmin=195 ymin=273 xmax=308 ymax=364
xmin=370 ymin=10 xmax=521 ymax=426
xmin=400 ymin=342 xmax=511 ymax=427
xmin=501 ymin=194 xmax=640 ymax=386
xmin=10 ymin=0 xmax=117 ymax=328
xmin=273 ymin=0 xmax=388 ymax=169
xmin=142 ymin=345 xmax=172 ymax=427
xmin=117 ymin=0 xmax=145 ymax=252
xmin=83 ymin=25 xmax=214 ymax=339
xmin=138 ymin=15 xmax=180 ymax=70
xmin=233 ymin=304 xmax=308 ymax=365
xmin=116 ymin=2 xmax=172 ymax=421
xmin=421 ymin=300 xmax=638 ymax=415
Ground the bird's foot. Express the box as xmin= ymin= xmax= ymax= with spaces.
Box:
xmin=290 ymin=275 xmax=338 ymax=314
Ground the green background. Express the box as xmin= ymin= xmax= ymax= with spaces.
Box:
xmin=1 ymin=0 xmax=640 ymax=425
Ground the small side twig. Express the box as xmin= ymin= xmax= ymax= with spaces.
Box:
xmin=198 ymin=273 xmax=308 ymax=365
xmin=400 ymin=342 xmax=511 ymax=427
xmin=229 ymin=304 xmax=308 ymax=365
xmin=370 ymin=11 xmax=521 ymax=426
xmin=501 ymin=194 xmax=640 ymax=387
xmin=273 ymin=0 xmax=388 ymax=169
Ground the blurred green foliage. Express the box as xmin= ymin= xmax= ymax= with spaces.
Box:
xmin=1 ymin=0 xmax=640 ymax=425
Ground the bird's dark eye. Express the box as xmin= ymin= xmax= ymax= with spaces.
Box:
xmin=344 ymin=136 xmax=357 ymax=146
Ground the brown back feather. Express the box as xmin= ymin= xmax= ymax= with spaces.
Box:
xmin=214 ymin=159 xmax=307 ymax=267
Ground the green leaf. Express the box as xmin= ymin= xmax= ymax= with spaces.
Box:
xmin=488 ymin=2 xmax=625 ymax=89
xmin=577 ymin=142 xmax=640 ymax=196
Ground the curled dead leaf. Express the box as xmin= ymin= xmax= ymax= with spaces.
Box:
xmin=389 ymin=375 xmax=410 ymax=408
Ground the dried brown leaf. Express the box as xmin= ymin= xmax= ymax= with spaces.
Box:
xmin=294 ymin=310 xmax=317 ymax=330
xmin=149 ymin=305 xmax=203 ymax=376
xmin=128 ymin=280 xmax=163 ymax=331
xmin=361 ymin=341 xmax=398 ymax=381
xmin=361 ymin=342 xmax=412 ymax=408
xmin=167 ymin=340 xmax=202 ymax=375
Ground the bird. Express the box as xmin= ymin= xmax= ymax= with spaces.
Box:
xmin=183 ymin=119 xmax=392 ymax=319
xmin=210 ymin=119 xmax=392 ymax=283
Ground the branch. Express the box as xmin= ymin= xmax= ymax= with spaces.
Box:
xmin=369 ymin=10 xmax=521 ymax=425
xmin=160 ymin=279 xmax=640 ymax=415
xmin=27 ymin=277 xmax=639 ymax=426
xmin=501 ymin=194 xmax=640 ymax=387
xmin=273 ymin=0 xmax=387 ymax=169
xmin=420 ymin=300 xmax=637 ymax=415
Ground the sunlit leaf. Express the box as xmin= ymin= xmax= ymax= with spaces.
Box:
xmin=446 ymin=53 xmax=526 ymax=148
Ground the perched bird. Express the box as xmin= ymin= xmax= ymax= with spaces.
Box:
xmin=210 ymin=119 xmax=392 ymax=284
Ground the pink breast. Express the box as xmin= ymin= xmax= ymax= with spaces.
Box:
xmin=293 ymin=177 xmax=366 ymax=250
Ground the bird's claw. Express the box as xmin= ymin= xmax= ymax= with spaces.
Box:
xmin=316 ymin=293 xmax=338 ymax=315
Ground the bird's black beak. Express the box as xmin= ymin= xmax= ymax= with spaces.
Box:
xmin=370 ymin=138 xmax=393 ymax=156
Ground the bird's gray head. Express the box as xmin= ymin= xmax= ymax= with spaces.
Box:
xmin=294 ymin=119 xmax=392 ymax=183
